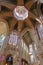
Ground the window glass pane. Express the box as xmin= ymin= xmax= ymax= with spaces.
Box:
xmin=0 ymin=21 xmax=7 ymax=51
xmin=8 ymin=31 xmax=20 ymax=46
xmin=37 ymin=25 xmax=43 ymax=39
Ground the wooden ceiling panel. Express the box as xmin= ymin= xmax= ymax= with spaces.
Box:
xmin=10 ymin=18 xmax=17 ymax=32
xmin=28 ymin=11 xmax=41 ymax=24
xmin=18 ymin=21 xmax=23 ymax=31
xmin=0 ymin=1 xmax=16 ymax=10
xmin=25 ymin=0 xmax=37 ymax=10
xmin=25 ymin=18 xmax=34 ymax=29
xmin=0 ymin=11 xmax=13 ymax=18
xmin=17 ymin=0 xmax=24 ymax=5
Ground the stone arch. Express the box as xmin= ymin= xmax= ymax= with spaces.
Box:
xmin=0 ymin=18 xmax=9 ymax=35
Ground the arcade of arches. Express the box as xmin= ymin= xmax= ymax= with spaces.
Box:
xmin=0 ymin=0 xmax=43 ymax=65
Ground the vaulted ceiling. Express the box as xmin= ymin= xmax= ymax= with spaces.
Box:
xmin=0 ymin=0 xmax=43 ymax=45
xmin=0 ymin=0 xmax=42 ymax=31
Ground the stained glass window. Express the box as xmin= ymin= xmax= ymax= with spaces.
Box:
xmin=0 ymin=21 xmax=8 ymax=51
xmin=0 ymin=33 xmax=6 ymax=51
xmin=37 ymin=24 xmax=43 ymax=40
xmin=8 ymin=31 xmax=20 ymax=46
